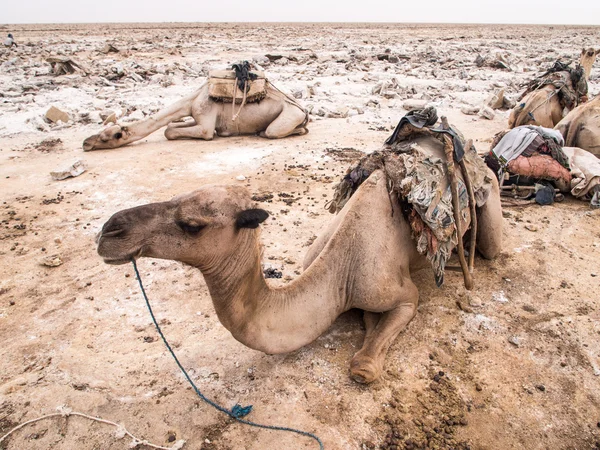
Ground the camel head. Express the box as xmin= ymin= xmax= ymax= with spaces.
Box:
xmin=580 ymin=47 xmax=599 ymax=80
xmin=96 ymin=185 xmax=269 ymax=268
xmin=83 ymin=124 xmax=131 ymax=151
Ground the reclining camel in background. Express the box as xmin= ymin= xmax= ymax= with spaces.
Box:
xmin=83 ymin=80 xmax=308 ymax=151
xmin=96 ymin=134 xmax=502 ymax=383
xmin=555 ymin=95 xmax=600 ymax=158
xmin=508 ymin=48 xmax=599 ymax=129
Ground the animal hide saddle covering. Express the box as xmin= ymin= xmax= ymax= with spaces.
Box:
xmin=327 ymin=117 xmax=492 ymax=286
xmin=208 ymin=69 xmax=267 ymax=104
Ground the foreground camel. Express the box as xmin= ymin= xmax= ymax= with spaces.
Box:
xmin=82 ymin=82 xmax=308 ymax=151
xmin=96 ymin=137 xmax=502 ymax=383
xmin=555 ymin=95 xmax=600 ymax=158
xmin=508 ymin=48 xmax=598 ymax=129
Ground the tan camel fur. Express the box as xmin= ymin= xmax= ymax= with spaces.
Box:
xmin=555 ymin=95 xmax=600 ymax=158
xmin=508 ymin=48 xmax=598 ymax=129
xmin=83 ymin=82 xmax=308 ymax=151
xmin=96 ymin=138 xmax=502 ymax=383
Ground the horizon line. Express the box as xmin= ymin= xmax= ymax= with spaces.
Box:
xmin=2 ymin=20 xmax=600 ymax=26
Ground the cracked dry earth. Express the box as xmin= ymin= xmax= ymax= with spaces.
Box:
xmin=1 ymin=23 xmax=600 ymax=450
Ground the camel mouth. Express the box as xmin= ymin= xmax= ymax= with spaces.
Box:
xmin=103 ymin=256 xmax=133 ymax=265
xmin=82 ymin=137 xmax=97 ymax=152
xmin=101 ymin=248 xmax=142 ymax=265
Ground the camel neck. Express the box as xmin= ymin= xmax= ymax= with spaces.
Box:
xmin=198 ymin=228 xmax=267 ymax=330
xmin=197 ymin=229 xmax=349 ymax=354
xmin=124 ymin=88 xmax=202 ymax=142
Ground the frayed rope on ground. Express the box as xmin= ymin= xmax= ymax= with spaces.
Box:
xmin=0 ymin=405 xmax=185 ymax=449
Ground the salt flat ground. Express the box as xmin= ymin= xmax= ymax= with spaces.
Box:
xmin=0 ymin=22 xmax=599 ymax=450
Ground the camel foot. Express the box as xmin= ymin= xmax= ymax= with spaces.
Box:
xmin=350 ymin=354 xmax=382 ymax=384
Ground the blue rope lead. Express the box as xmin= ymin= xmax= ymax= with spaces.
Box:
xmin=130 ymin=259 xmax=324 ymax=450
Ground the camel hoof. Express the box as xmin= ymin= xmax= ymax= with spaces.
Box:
xmin=350 ymin=355 xmax=381 ymax=384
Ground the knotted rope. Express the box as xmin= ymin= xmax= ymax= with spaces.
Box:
xmin=130 ymin=259 xmax=324 ymax=450
xmin=230 ymin=61 xmax=256 ymax=122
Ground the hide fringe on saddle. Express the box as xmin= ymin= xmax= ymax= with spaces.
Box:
xmin=327 ymin=107 xmax=493 ymax=288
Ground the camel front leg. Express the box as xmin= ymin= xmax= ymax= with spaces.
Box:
xmin=164 ymin=124 xmax=215 ymax=141
xmin=363 ymin=311 xmax=381 ymax=339
xmin=351 ymin=282 xmax=418 ymax=384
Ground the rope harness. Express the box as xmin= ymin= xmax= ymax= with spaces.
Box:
xmin=230 ymin=61 xmax=256 ymax=122
xmin=130 ymin=259 xmax=325 ymax=450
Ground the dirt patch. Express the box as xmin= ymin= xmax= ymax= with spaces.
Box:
xmin=325 ymin=147 xmax=366 ymax=162
xmin=33 ymin=138 xmax=63 ymax=153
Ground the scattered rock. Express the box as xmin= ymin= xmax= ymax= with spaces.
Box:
xmin=236 ymin=175 xmax=246 ymax=181
xmin=46 ymin=57 xmax=88 ymax=75
xmin=524 ymin=224 xmax=538 ymax=232
xmin=40 ymin=255 xmax=62 ymax=267
xmin=535 ymin=384 xmax=546 ymax=392
xmin=403 ymin=99 xmax=428 ymax=111
xmin=101 ymin=43 xmax=119 ymax=54
xmin=461 ymin=105 xmax=480 ymax=115
xmin=478 ymin=105 xmax=495 ymax=120
xmin=508 ymin=336 xmax=521 ymax=347
xmin=485 ymin=89 xmax=505 ymax=110
xmin=45 ymin=106 xmax=69 ymax=124
xmin=50 ymin=160 xmax=86 ymax=180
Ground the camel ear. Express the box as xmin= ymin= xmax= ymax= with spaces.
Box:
xmin=582 ymin=48 xmax=586 ymax=55
xmin=236 ymin=209 xmax=269 ymax=229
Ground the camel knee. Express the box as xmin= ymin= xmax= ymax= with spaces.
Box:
xmin=164 ymin=127 xmax=177 ymax=140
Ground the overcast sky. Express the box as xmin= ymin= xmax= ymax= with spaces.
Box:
xmin=3 ymin=0 xmax=600 ymax=25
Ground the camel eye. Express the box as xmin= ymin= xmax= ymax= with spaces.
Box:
xmin=114 ymin=132 xmax=123 ymax=139
xmin=177 ymin=221 xmax=205 ymax=234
